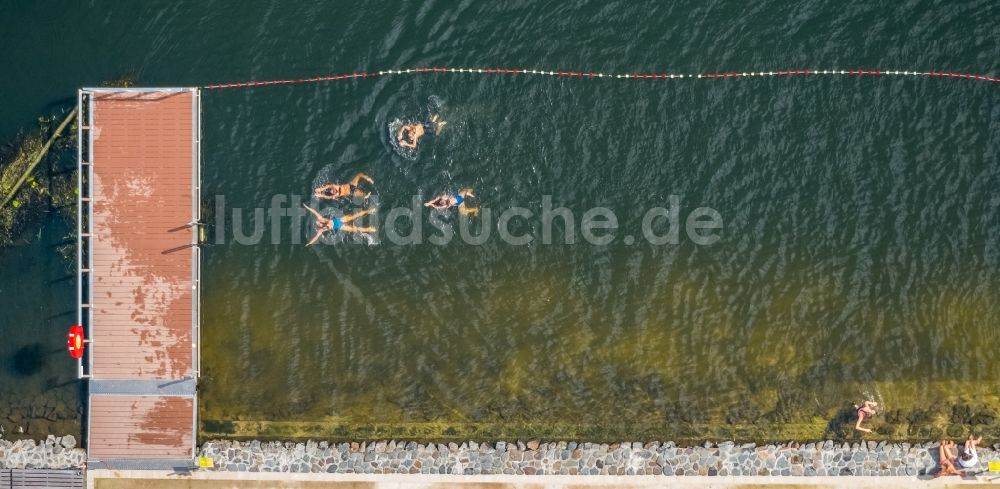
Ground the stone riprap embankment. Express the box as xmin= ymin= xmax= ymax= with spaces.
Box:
xmin=198 ymin=440 xmax=998 ymax=476
xmin=0 ymin=435 xmax=85 ymax=469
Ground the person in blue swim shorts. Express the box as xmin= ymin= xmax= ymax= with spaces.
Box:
xmin=425 ymin=188 xmax=477 ymax=216
xmin=303 ymin=203 xmax=377 ymax=246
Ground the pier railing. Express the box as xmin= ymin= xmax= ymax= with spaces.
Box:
xmin=193 ymin=89 xmax=202 ymax=378
xmin=76 ymin=90 xmax=94 ymax=380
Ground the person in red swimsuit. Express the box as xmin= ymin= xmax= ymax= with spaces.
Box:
xmin=313 ymin=172 xmax=374 ymax=200
xmin=854 ymin=400 xmax=878 ymax=433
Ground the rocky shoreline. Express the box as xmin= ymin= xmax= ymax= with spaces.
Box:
xmin=198 ymin=439 xmax=998 ymax=476
xmin=0 ymin=435 xmax=86 ymax=469
xmin=1 ymin=435 xmax=996 ymax=476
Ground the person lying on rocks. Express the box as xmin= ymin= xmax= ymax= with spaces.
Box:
xmin=958 ymin=435 xmax=982 ymax=469
xmin=935 ymin=440 xmax=963 ymax=477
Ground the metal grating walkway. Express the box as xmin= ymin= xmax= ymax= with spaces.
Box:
xmin=0 ymin=469 xmax=85 ymax=489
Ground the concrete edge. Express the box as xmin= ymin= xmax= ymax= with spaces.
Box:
xmin=87 ymin=470 xmax=999 ymax=489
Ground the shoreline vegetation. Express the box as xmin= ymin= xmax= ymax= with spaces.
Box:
xmin=199 ymin=383 xmax=1000 ymax=446
xmin=0 ymin=74 xmax=135 ymax=249
xmin=0 ymin=109 xmax=77 ymax=212
xmin=0 ymin=110 xmax=78 ymax=248
xmin=200 ymin=401 xmax=999 ymax=445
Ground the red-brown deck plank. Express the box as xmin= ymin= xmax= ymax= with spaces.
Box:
xmin=90 ymin=90 xmax=195 ymax=380
xmin=88 ymin=396 xmax=194 ymax=459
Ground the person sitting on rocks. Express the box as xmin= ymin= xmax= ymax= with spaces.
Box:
xmin=935 ymin=439 xmax=963 ymax=477
xmin=958 ymin=435 xmax=982 ymax=469
xmin=853 ymin=400 xmax=878 ymax=433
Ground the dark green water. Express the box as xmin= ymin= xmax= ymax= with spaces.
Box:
xmin=1 ymin=1 xmax=998 ymax=442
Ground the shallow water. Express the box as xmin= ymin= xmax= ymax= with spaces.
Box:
xmin=0 ymin=1 xmax=998 ymax=441
xmin=0 ymin=217 xmax=81 ymax=438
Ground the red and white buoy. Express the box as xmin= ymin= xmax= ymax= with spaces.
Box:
xmin=68 ymin=324 xmax=84 ymax=360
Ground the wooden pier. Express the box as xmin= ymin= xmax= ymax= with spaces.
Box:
xmin=77 ymin=88 xmax=201 ymax=467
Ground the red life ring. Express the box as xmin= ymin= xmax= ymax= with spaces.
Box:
xmin=68 ymin=325 xmax=84 ymax=359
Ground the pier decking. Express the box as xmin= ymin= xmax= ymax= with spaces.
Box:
xmin=78 ymin=88 xmax=201 ymax=465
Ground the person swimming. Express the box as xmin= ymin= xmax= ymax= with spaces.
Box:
xmin=424 ymin=188 xmax=478 ymax=216
xmin=430 ymin=114 xmax=447 ymax=134
xmin=396 ymin=115 xmax=446 ymax=149
xmin=397 ymin=123 xmax=423 ymax=149
xmin=853 ymin=400 xmax=878 ymax=433
xmin=303 ymin=203 xmax=377 ymax=246
xmin=314 ymin=172 xmax=374 ymax=200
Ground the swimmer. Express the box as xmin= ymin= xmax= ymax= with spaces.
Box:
xmin=303 ymin=204 xmax=377 ymax=247
xmin=314 ymin=172 xmax=374 ymax=200
xmin=397 ymin=123 xmax=424 ymax=149
xmin=424 ymin=188 xmax=478 ymax=216
xmin=430 ymin=114 xmax=447 ymax=135
xmin=853 ymin=400 xmax=878 ymax=433
xmin=396 ymin=115 xmax=447 ymax=149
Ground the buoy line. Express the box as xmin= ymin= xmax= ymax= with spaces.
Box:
xmin=204 ymin=67 xmax=999 ymax=90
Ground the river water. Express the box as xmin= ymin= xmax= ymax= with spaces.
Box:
xmin=1 ymin=1 xmax=998 ymax=442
